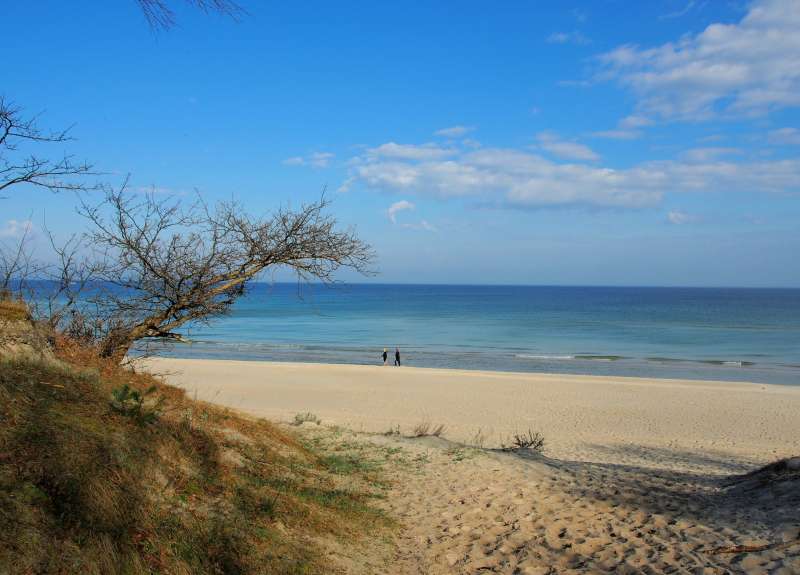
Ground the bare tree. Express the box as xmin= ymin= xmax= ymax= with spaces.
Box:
xmin=0 ymin=97 xmax=96 ymax=198
xmin=135 ymin=0 xmax=244 ymax=29
xmin=0 ymin=219 xmax=37 ymax=294
xmin=64 ymin=184 xmax=373 ymax=360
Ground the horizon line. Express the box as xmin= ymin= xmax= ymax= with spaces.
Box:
xmin=255 ymin=280 xmax=800 ymax=290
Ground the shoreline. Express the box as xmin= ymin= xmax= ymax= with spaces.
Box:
xmin=149 ymin=355 xmax=785 ymax=387
xmin=145 ymin=357 xmax=800 ymax=473
xmin=151 ymin=345 xmax=800 ymax=386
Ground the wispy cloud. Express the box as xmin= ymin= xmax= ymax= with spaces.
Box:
xmin=591 ymin=130 xmax=640 ymax=140
xmin=592 ymin=115 xmax=653 ymax=140
xmin=546 ymin=31 xmax=590 ymax=45
xmin=536 ymin=131 xmax=600 ymax=162
xmin=660 ymin=0 xmax=706 ymax=20
xmin=680 ymin=147 xmax=742 ymax=163
xmin=768 ymin=127 xmax=800 ymax=145
xmin=571 ymin=8 xmax=588 ymax=23
xmin=599 ymin=0 xmax=800 ymax=120
xmin=282 ymin=151 xmax=335 ymax=168
xmin=401 ymin=219 xmax=437 ymax=232
xmin=386 ymin=200 xmax=415 ymax=223
xmin=667 ymin=210 xmax=696 ymax=224
xmin=434 ymin=125 xmax=475 ymax=138
xmin=0 ymin=219 xmax=34 ymax=239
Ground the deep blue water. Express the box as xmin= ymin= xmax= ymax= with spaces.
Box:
xmin=154 ymin=283 xmax=800 ymax=385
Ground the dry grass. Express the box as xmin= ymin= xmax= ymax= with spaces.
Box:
xmin=0 ymin=297 xmax=29 ymax=321
xmin=470 ymin=428 xmax=487 ymax=449
xmin=0 ymin=339 xmax=392 ymax=574
xmin=500 ymin=429 xmax=545 ymax=453
xmin=411 ymin=420 xmax=446 ymax=438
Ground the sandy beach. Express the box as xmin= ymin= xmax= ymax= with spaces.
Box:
xmin=146 ymin=358 xmax=800 ymax=472
xmin=134 ymin=358 xmax=800 ymax=575
xmin=143 ymin=357 xmax=800 ymax=573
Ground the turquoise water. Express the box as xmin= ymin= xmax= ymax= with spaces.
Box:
xmin=157 ymin=283 xmax=800 ymax=385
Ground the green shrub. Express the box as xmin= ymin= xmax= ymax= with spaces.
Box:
xmin=110 ymin=383 xmax=163 ymax=425
xmin=293 ymin=412 xmax=321 ymax=426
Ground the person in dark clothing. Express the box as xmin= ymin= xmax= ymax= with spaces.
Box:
xmin=381 ymin=348 xmax=388 ymax=365
xmin=394 ymin=347 xmax=401 ymax=366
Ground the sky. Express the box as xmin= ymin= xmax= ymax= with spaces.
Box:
xmin=3 ymin=0 xmax=800 ymax=287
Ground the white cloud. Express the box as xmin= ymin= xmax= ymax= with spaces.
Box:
xmin=591 ymin=130 xmax=641 ymax=140
xmin=0 ymin=220 xmax=34 ymax=239
xmin=462 ymin=138 xmax=481 ymax=149
xmin=620 ymin=115 xmax=653 ymax=129
xmin=401 ymin=219 xmax=437 ymax=232
xmin=592 ymin=115 xmax=653 ymax=140
xmin=599 ymin=0 xmax=800 ymax=120
xmin=768 ymin=127 xmax=800 ymax=145
xmin=667 ymin=210 xmax=695 ymax=224
xmin=367 ymin=142 xmax=456 ymax=161
xmin=536 ymin=132 xmax=600 ymax=162
xmin=309 ymin=152 xmax=334 ymax=168
xmin=434 ymin=125 xmax=475 ymax=138
xmin=680 ymin=147 xmax=742 ymax=163
xmin=342 ymin=140 xmax=800 ymax=210
xmin=282 ymin=151 xmax=335 ymax=168
xmin=571 ymin=8 xmax=588 ymax=23
xmin=547 ymin=31 xmax=590 ymax=45
xmin=387 ymin=200 xmax=415 ymax=223
xmin=347 ymin=146 xmax=659 ymax=209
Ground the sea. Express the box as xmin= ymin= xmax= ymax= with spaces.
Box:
xmin=153 ymin=283 xmax=800 ymax=386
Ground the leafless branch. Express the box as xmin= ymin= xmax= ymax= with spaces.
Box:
xmin=135 ymin=0 xmax=244 ymax=30
xmin=76 ymin=184 xmax=374 ymax=360
xmin=0 ymin=217 xmax=38 ymax=294
xmin=0 ymin=97 xmax=97 ymax=196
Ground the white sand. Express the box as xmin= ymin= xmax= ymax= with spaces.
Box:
xmin=145 ymin=358 xmax=800 ymax=472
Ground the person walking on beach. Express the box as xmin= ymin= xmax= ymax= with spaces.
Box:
xmin=394 ymin=347 xmax=401 ymax=367
xmin=382 ymin=348 xmax=388 ymax=365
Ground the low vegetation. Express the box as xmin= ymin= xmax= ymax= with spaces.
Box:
xmin=411 ymin=420 xmax=447 ymax=438
xmin=0 ymin=297 xmax=28 ymax=321
xmin=501 ymin=429 xmax=546 ymax=454
xmin=0 ymin=336 xmax=391 ymax=574
xmin=293 ymin=412 xmax=322 ymax=426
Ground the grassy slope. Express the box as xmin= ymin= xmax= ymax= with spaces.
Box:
xmin=0 ymin=339 xmax=392 ymax=574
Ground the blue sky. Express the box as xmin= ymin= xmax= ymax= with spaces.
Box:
xmin=4 ymin=0 xmax=800 ymax=287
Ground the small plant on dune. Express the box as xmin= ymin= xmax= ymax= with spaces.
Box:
xmin=110 ymin=383 xmax=163 ymax=425
xmin=411 ymin=420 xmax=430 ymax=437
xmin=293 ymin=412 xmax=321 ymax=426
xmin=501 ymin=429 xmax=545 ymax=454
xmin=411 ymin=420 xmax=446 ymax=438
xmin=383 ymin=424 xmax=400 ymax=436
xmin=471 ymin=428 xmax=487 ymax=449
